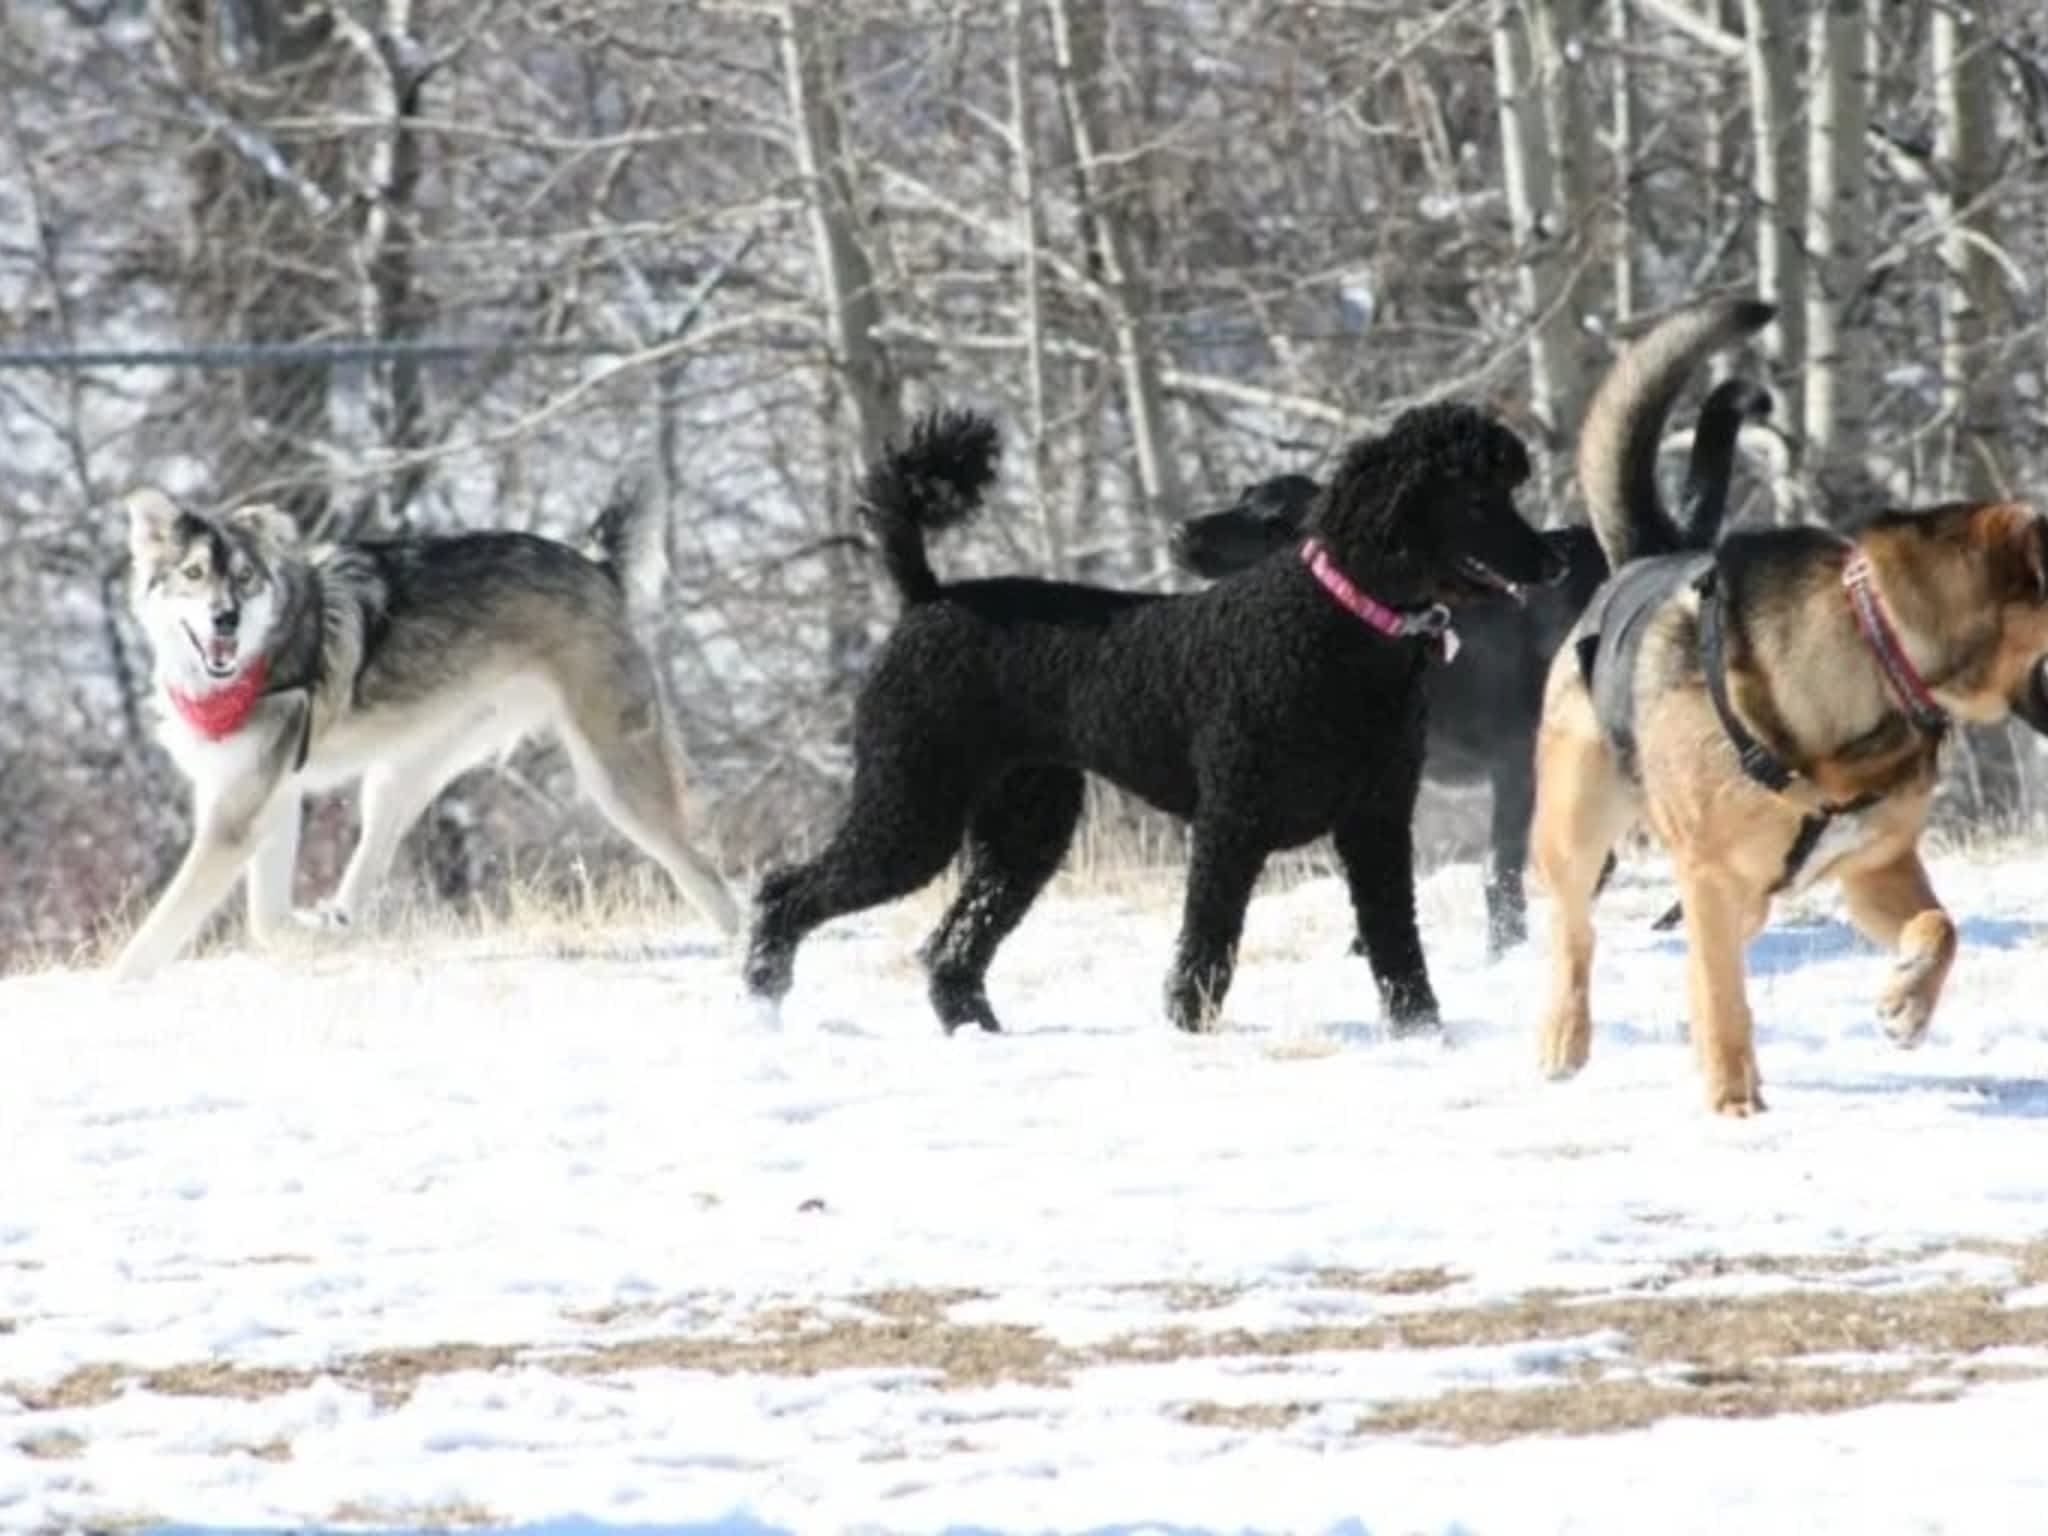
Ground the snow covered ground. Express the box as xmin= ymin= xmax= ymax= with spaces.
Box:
xmin=6 ymin=846 xmax=2048 ymax=1534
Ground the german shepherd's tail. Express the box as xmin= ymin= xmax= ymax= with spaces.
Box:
xmin=1578 ymin=297 xmax=1776 ymax=568
xmin=585 ymin=478 xmax=670 ymax=609
xmin=862 ymin=408 xmax=1003 ymax=605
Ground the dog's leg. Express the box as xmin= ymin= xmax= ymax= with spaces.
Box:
xmin=1837 ymin=849 xmax=1955 ymax=1049
xmin=919 ymin=765 xmax=1084 ymax=1034
xmin=1530 ymin=716 xmax=1633 ymax=1080
xmin=1332 ymin=808 xmax=1439 ymax=1033
xmin=1483 ymin=751 xmax=1536 ymax=958
xmin=745 ymin=761 xmax=975 ymax=1006
xmin=1165 ymin=816 xmax=1268 ymax=1033
xmin=244 ymin=791 xmax=304 ymax=947
xmin=115 ymin=785 xmax=282 ymax=981
xmin=561 ymin=679 xmax=740 ymax=938
xmin=1672 ymin=861 xmax=1769 ymax=1115
xmin=319 ymin=756 xmax=457 ymax=931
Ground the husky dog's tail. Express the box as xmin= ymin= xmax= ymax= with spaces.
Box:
xmin=585 ymin=478 xmax=669 ymax=608
xmin=862 ymin=408 xmax=1003 ymax=605
xmin=1577 ymin=296 xmax=1776 ymax=568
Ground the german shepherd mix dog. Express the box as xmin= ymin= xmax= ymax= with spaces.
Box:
xmin=746 ymin=404 xmax=1563 ymax=1036
xmin=114 ymin=491 xmax=739 ymax=979
xmin=1170 ymin=347 xmax=1773 ymax=955
xmin=1533 ymin=298 xmax=2048 ymax=1115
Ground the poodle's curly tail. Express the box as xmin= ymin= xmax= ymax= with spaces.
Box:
xmin=861 ymin=407 xmax=1003 ymax=605
xmin=1578 ymin=296 xmax=1775 ymax=568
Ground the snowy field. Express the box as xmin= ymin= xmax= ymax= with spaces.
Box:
xmin=6 ymin=846 xmax=2048 ymax=1534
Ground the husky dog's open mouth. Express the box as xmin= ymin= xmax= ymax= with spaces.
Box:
xmin=183 ymin=622 xmax=242 ymax=679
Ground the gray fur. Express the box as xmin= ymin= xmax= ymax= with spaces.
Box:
xmin=1577 ymin=297 xmax=1777 ymax=569
xmin=114 ymin=489 xmax=736 ymax=979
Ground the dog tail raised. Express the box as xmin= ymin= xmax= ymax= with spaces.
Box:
xmin=585 ymin=478 xmax=669 ymax=609
xmin=1578 ymin=296 xmax=1776 ymax=567
xmin=862 ymin=407 xmax=1002 ymax=605
xmin=1677 ymin=376 xmax=1775 ymax=549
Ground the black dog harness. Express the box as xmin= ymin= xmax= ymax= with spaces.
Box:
xmin=1580 ymin=551 xmax=1949 ymax=899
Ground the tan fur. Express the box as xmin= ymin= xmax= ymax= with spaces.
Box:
xmin=1532 ymin=501 xmax=2048 ymax=1115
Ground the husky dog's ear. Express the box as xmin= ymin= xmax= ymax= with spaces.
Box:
xmin=124 ymin=488 xmax=185 ymax=568
xmin=225 ymin=501 xmax=300 ymax=551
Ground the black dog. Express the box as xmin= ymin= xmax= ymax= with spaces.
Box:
xmin=1171 ymin=375 xmax=1771 ymax=954
xmin=745 ymin=403 xmax=1563 ymax=1036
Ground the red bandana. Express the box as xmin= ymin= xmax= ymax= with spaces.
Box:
xmin=168 ymin=655 xmax=270 ymax=740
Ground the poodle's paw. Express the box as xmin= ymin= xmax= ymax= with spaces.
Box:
xmin=742 ymin=939 xmax=796 ymax=1006
xmin=929 ymin=971 xmax=1003 ymax=1035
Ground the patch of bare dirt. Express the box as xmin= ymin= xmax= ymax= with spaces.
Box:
xmin=17 ymin=1427 xmax=85 ymax=1459
xmin=327 ymin=1499 xmax=496 ymax=1529
xmin=13 ymin=1241 xmax=2048 ymax=1443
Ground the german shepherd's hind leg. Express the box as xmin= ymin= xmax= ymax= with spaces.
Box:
xmin=1530 ymin=708 xmax=1634 ymax=1080
xmin=1333 ymin=807 xmax=1440 ymax=1032
xmin=1165 ymin=814 xmax=1269 ymax=1032
xmin=1838 ymin=849 xmax=1955 ymax=1048
xmin=1672 ymin=862 xmax=1769 ymax=1115
xmin=744 ymin=759 xmax=977 ymax=1008
xmin=918 ymin=764 xmax=1085 ymax=1034
xmin=560 ymin=668 xmax=740 ymax=938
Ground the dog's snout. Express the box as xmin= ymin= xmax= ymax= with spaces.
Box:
xmin=211 ymin=606 xmax=240 ymax=636
xmin=1538 ymin=544 xmax=1570 ymax=587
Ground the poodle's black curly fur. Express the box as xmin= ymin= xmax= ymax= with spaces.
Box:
xmin=1170 ymin=374 xmax=1774 ymax=955
xmin=743 ymin=403 xmax=1559 ymax=1035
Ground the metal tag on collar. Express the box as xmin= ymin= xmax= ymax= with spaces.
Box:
xmin=1408 ymin=603 xmax=1459 ymax=662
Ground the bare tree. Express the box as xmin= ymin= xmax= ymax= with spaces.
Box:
xmin=1044 ymin=0 xmax=1181 ymax=546
xmin=1740 ymin=0 xmax=1807 ymax=501
xmin=1802 ymin=0 xmax=1872 ymax=514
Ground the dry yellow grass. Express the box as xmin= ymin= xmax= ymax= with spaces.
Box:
xmin=15 ymin=1243 xmax=2048 ymax=1444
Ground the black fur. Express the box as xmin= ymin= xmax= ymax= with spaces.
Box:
xmin=1169 ymin=376 xmax=1771 ymax=954
xmin=745 ymin=403 xmax=1560 ymax=1035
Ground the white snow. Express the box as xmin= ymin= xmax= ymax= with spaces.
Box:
xmin=6 ymin=846 xmax=2048 ymax=1533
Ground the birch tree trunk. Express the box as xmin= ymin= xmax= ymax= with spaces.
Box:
xmin=1044 ymin=0 xmax=1182 ymax=546
xmin=781 ymin=3 xmax=901 ymax=690
xmin=1932 ymin=2 xmax=2005 ymax=502
xmin=339 ymin=0 xmax=429 ymax=534
xmin=1802 ymin=0 xmax=1871 ymax=518
xmin=1609 ymin=0 xmax=1637 ymax=324
xmin=1008 ymin=0 xmax=1064 ymax=575
xmin=1740 ymin=0 xmax=1807 ymax=512
xmin=1491 ymin=0 xmax=1590 ymax=488
xmin=1932 ymin=3 xmax=2026 ymax=824
xmin=781 ymin=2 xmax=903 ymax=468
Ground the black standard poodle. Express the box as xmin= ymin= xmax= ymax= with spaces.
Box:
xmin=743 ymin=402 xmax=1563 ymax=1036
xmin=1168 ymin=374 xmax=1772 ymax=955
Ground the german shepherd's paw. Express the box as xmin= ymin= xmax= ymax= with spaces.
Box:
xmin=1877 ymin=912 xmax=1953 ymax=1048
xmin=1537 ymin=1012 xmax=1591 ymax=1080
xmin=1709 ymin=1086 xmax=1768 ymax=1117
xmin=1877 ymin=956 xmax=1940 ymax=1047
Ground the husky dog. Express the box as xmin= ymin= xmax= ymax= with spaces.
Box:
xmin=114 ymin=491 xmax=739 ymax=979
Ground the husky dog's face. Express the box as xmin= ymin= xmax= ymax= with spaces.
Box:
xmin=126 ymin=490 xmax=298 ymax=685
